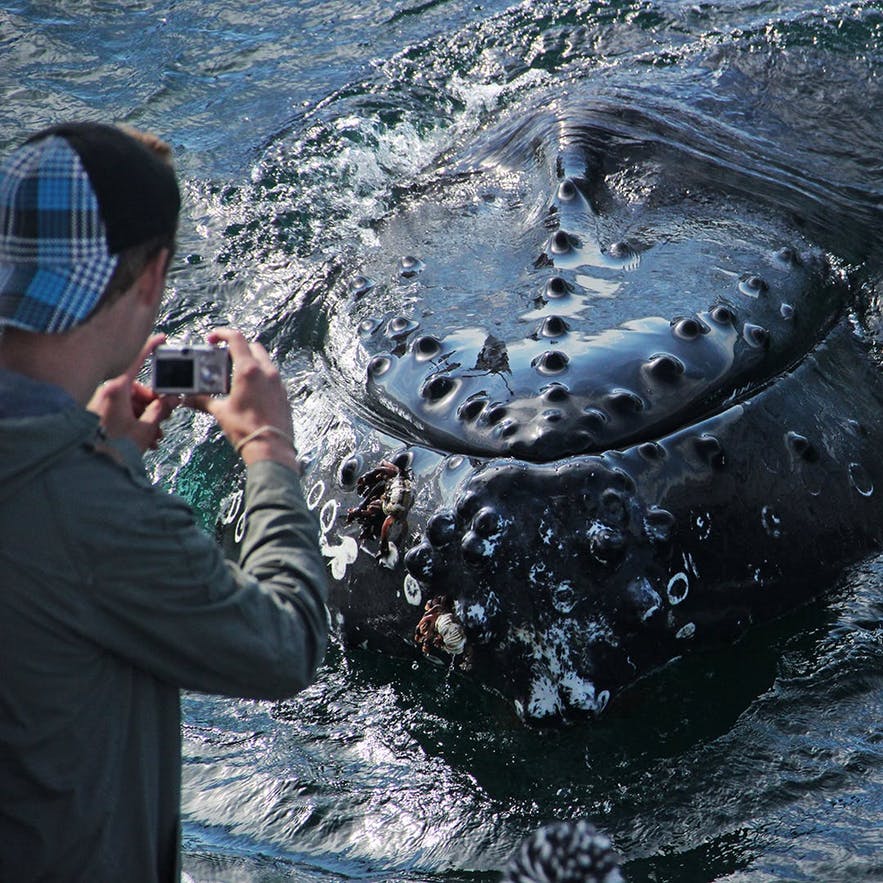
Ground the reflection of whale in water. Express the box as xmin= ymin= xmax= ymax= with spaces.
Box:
xmin=219 ymin=100 xmax=883 ymax=722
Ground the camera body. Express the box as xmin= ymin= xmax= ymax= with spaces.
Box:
xmin=151 ymin=344 xmax=231 ymax=395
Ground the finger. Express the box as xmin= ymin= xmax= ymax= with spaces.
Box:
xmin=132 ymin=380 xmax=154 ymax=399
xmin=140 ymin=395 xmax=181 ymax=426
xmin=98 ymin=376 xmax=128 ymax=398
xmin=246 ymin=339 xmax=275 ymax=371
xmin=206 ymin=328 xmax=252 ymax=364
xmin=140 ymin=397 xmax=173 ymax=436
xmin=158 ymin=394 xmax=182 ymax=417
xmin=131 ymin=381 xmax=156 ymax=418
xmin=87 ymin=374 xmax=127 ymax=413
xmin=131 ymin=383 xmax=177 ymax=409
xmin=150 ymin=394 xmax=180 ymax=423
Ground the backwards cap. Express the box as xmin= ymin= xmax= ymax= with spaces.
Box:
xmin=0 ymin=121 xmax=180 ymax=333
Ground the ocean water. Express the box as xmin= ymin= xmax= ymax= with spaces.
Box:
xmin=3 ymin=1 xmax=883 ymax=880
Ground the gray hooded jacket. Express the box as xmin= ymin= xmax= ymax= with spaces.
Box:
xmin=0 ymin=370 xmax=328 ymax=882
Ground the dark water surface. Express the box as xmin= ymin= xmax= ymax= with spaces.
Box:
xmin=3 ymin=1 xmax=883 ymax=880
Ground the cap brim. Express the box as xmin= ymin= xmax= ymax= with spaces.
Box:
xmin=0 ymin=253 xmax=118 ymax=333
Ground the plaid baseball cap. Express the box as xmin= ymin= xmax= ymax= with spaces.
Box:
xmin=0 ymin=122 xmax=180 ymax=333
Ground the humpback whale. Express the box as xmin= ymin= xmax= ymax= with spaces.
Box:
xmin=218 ymin=101 xmax=883 ymax=722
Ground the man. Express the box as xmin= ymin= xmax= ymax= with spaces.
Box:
xmin=0 ymin=122 xmax=329 ymax=881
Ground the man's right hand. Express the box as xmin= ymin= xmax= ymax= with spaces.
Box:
xmin=186 ymin=328 xmax=299 ymax=471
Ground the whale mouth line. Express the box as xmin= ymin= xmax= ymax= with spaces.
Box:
xmin=337 ymin=101 xmax=853 ymax=470
xmin=361 ymin=298 xmax=845 ymax=464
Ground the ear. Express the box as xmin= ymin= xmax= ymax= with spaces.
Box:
xmin=135 ymin=247 xmax=170 ymax=310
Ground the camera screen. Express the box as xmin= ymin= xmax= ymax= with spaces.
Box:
xmin=154 ymin=357 xmax=195 ymax=390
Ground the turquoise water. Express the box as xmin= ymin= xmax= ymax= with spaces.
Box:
xmin=3 ymin=1 xmax=883 ymax=880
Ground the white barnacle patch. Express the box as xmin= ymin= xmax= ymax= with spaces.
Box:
xmin=477 ymin=531 xmax=505 ymax=558
xmin=848 ymin=462 xmax=874 ymax=497
xmin=676 ymin=622 xmax=696 ymax=640
xmin=551 ymin=581 xmax=577 ymax=614
xmin=378 ymin=543 xmax=400 ymax=570
xmin=464 ymin=603 xmax=487 ymax=627
xmin=538 ymin=519 xmax=556 ymax=547
xmin=695 ymin=510 xmax=711 ymax=541
xmin=761 ymin=505 xmax=782 ymax=539
xmin=628 ymin=577 xmax=662 ymax=621
xmin=526 ymin=674 xmax=561 ymax=719
xmin=464 ymin=508 xmax=514 ymax=561
xmin=320 ymin=533 xmax=359 ymax=581
xmin=528 ymin=561 xmax=547 ymax=587
xmin=585 ymin=519 xmax=606 ymax=542
xmin=560 ymin=672 xmax=609 ymax=714
xmin=234 ymin=512 xmax=246 ymax=544
xmin=307 ymin=480 xmax=325 ymax=510
xmin=514 ymin=617 xmax=619 ymax=719
xmin=220 ymin=489 xmax=244 ymax=525
xmin=666 ymin=571 xmax=689 ymax=605
xmin=683 ymin=551 xmax=700 ymax=579
xmin=319 ymin=498 xmax=338 ymax=534
xmin=403 ymin=574 xmax=423 ymax=606
xmin=461 ymin=593 xmax=500 ymax=643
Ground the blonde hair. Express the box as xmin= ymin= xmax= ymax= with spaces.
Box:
xmin=116 ymin=124 xmax=173 ymax=164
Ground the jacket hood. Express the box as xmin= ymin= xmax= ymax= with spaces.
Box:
xmin=0 ymin=369 xmax=100 ymax=504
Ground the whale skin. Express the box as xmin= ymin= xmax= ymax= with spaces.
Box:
xmin=218 ymin=102 xmax=883 ymax=722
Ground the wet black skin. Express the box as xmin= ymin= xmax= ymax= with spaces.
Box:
xmin=220 ymin=106 xmax=883 ymax=722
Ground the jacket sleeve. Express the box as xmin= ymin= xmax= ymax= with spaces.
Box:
xmin=70 ymin=448 xmax=329 ymax=700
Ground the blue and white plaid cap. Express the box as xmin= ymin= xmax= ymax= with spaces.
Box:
xmin=0 ymin=135 xmax=119 ymax=334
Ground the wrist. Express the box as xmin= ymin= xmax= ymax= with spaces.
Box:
xmin=233 ymin=424 xmax=293 ymax=454
xmin=236 ymin=430 xmax=301 ymax=473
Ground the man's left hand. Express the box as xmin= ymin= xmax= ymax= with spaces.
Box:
xmin=88 ymin=334 xmax=179 ymax=453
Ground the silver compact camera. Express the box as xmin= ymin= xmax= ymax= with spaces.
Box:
xmin=151 ymin=343 xmax=231 ymax=395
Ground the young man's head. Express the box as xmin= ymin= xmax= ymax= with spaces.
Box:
xmin=0 ymin=121 xmax=180 ymax=336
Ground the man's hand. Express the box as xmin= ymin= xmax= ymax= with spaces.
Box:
xmin=186 ymin=328 xmax=299 ymax=471
xmin=87 ymin=334 xmax=179 ymax=453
